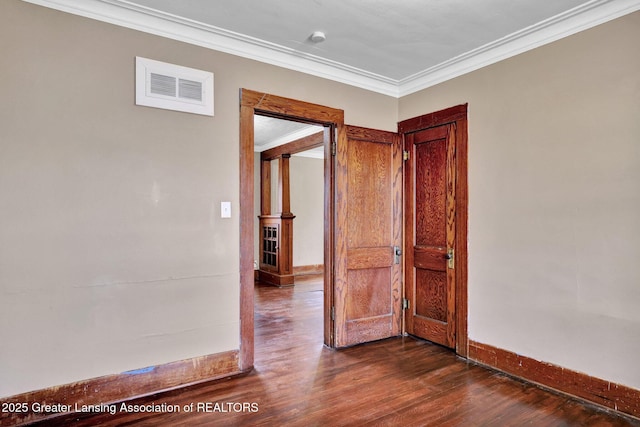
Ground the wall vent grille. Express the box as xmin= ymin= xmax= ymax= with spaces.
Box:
xmin=136 ymin=57 xmax=213 ymax=116
xmin=150 ymin=73 xmax=177 ymax=97
xmin=179 ymin=79 xmax=203 ymax=101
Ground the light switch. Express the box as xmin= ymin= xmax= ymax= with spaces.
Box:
xmin=221 ymin=201 xmax=231 ymax=218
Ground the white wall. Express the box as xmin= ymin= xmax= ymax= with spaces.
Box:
xmin=290 ymin=156 xmax=324 ymax=267
xmin=400 ymin=11 xmax=640 ymax=389
xmin=0 ymin=0 xmax=397 ymax=397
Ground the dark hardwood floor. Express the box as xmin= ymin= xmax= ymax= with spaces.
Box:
xmin=34 ymin=276 xmax=639 ymax=426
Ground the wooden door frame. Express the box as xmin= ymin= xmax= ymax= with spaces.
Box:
xmin=239 ymin=89 xmax=344 ymax=370
xmin=398 ymin=104 xmax=469 ymax=358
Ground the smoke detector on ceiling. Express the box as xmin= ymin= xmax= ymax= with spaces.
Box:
xmin=310 ymin=31 xmax=326 ymax=43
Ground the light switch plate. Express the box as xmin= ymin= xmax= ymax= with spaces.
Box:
xmin=221 ymin=201 xmax=231 ymax=218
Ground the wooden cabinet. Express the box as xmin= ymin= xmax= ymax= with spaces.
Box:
xmin=257 ymin=132 xmax=323 ymax=287
xmin=258 ymin=214 xmax=295 ymax=286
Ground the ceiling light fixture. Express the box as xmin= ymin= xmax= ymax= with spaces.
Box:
xmin=310 ymin=31 xmax=326 ymax=43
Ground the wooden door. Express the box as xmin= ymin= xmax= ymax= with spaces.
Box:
xmin=404 ymin=124 xmax=456 ymax=348
xmin=333 ymin=126 xmax=403 ymax=347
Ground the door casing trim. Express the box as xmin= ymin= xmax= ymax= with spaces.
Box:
xmin=239 ymin=89 xmax=344 ymax=369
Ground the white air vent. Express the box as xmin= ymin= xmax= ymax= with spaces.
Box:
xmin=136 ymin=57 xmax=213 ymax=116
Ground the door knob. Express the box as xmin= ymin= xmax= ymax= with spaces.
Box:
xmin=445 ymin=248 xmax=454 ymax=269
xmin=394 ymin=246 xmax=402 ymax=264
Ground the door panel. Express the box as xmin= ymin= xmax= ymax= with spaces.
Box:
xmin=405 ymin=124 xmax=456 ymax=348
xmin=346 ymin=268 xmax=392 ymax=319
xmin=415 ymin=134 xmax=447 ymax=247
xmin=334 ymin=126 xmax=402 ymax=347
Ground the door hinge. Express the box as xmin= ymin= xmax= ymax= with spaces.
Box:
xmin=331 ymin=127 xmax=338 ymax=156
xmin=403 ymin=150 xmax=410 ymax=161
xmin=402 ymin=298 xmax=410 ymax=310
xmin=331 ymin=306 xmax=335 ymax=321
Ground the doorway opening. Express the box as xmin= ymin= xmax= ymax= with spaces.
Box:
xmin=254 ymin=115 xmax=325 ymax=287
xmin=253 ymin=115 xmax=326 ymax=363
xmin=239 ymin=89 xmax=344 ymax=370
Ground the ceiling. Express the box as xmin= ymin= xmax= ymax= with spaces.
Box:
xmin=115 ymin=0 xmax=592 ymax=82
xmin=254 ymin=115 xmax=324 ymax=159
xmin=26 ymin=0 xmax=639 ymax=97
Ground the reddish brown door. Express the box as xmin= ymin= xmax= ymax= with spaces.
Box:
xmin=333 ymin=126 xmax=403 ymax=347
xmin=404 ymin=124 xmax=456 ymax=348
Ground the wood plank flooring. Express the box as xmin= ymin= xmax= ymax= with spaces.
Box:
xmin=33 ymin=276 xmax=639 ymax=426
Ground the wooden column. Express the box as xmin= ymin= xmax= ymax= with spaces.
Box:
xmin=260 ymin=159 xmax=271 ymax=216
xmin=258 ymin=153 xmax=295 ymax=287
xmin=279 ymin=154 xmax=291 ymax=215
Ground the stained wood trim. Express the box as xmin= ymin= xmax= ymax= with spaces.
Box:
xmin=397 ymin=104 xmax=468 ymax=134
xmin=261 ymin=131 xmax=324 ymax=160
xmin=257 ymin=269 xmax=295 ymax=287
xmin=323 ymin=126 xmax=337 ymax=347
xmin=332 ymin=123 xmax=349 ymax=346
xmin=240 ymin=90 xmax=343 ymax=124
xmin=453 ymin=116 xmax=469 ymax=357
xmin=260 ymin=159 xmax=271 ymax=216
xmin=278 ymin=155 xmax=291 ymax=214
xmin=240 ymin=88 xmax=344 ymax=353
xmin=0 ymin=350 xmax=239 ymax=426
xmin=445 ymin=123 xmax=457 ymax=348
xmin=469 ymin=340 xmax=640 ymax=420
xmin=390 ymin=129 xmax=404 ymax=339
xmin=398 ymin=104 xmax=469 ymax=358
xmin=239 ymin=101 xmax=255 ymax=371
xmin=345 ymin=125 xmax=397 ymax=143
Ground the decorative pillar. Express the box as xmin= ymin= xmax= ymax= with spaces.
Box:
xmin=258 ymin=154 xmax=295 ymax=286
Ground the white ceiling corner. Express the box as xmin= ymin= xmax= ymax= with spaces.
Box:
xmin=21 ymin=0 xmax=640 ymax=97
xmin=397 ymin=0 xmax=640 ymax=96
xmin=253 ymin=115 xmax=324 ymax=153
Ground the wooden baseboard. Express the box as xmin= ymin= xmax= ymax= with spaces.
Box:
xmin=469 ymin=340 xmax=640 ymax=420
xmin=256 ymin=269 xmax=295 ymax=287
xmin=293 ymin=264 xmax=324 ymax=277
xmin=0 ymin=350 xmax=240 ymax=426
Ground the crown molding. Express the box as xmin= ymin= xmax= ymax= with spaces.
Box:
xmin=398 ymin=0 xmax=640 ymax=96
xmin=21 ymin=0 xmax=400 ymax=96
xmin=21 ymin=0 xmax=640 ymax=98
